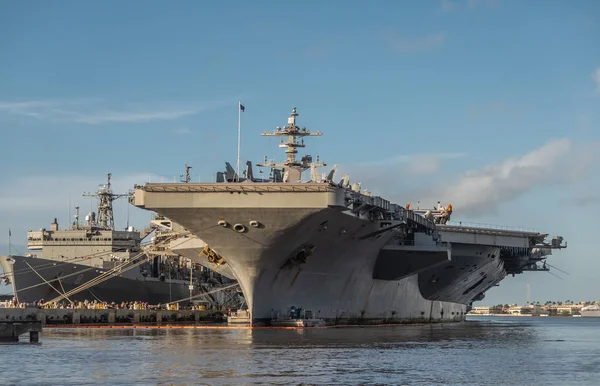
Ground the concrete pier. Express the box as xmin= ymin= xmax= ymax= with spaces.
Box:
xmin=0 ymin=321 xmax=42 ymax=342
xmin=0 ymin=308 xmax=223 ymax=327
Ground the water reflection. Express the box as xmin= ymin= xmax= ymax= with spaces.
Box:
xmin=247 ymin=321 xmax=540 ymax=349
xmin=1 ymin=318 xmax=599 ymax=385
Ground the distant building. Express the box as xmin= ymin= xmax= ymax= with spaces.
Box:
xmin=470 ymin=306 xmax=504 ymax=315
xmin=469 ymin=302 xmax=589 ymax=317
xmin=508 ymin=304 xmax=544 ymax=316
xmin=542 ymin=303 xmax=584 ymax=316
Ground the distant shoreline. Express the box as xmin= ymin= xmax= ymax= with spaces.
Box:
xmin=467 ymin=314 xmax=573 ymax=317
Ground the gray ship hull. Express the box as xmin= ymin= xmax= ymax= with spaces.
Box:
xmin=150 ymin=206 xmax=503 ymax=325
xmin=416 ymin=243 xmax=506 ymax=304
xmin=167 ymin=236 xmax=236 ymax=280
xmin=133 ymin=107 xmax=564 ymax=327
xmin=1 ymin=255 xmax=192 ymax=304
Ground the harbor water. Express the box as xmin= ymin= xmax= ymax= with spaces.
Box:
xmin=2 ymin=316 xmax=599 ymax=385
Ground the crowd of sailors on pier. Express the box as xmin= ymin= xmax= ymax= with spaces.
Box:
xmin=0 ymin=298 xmax=213 ymax=311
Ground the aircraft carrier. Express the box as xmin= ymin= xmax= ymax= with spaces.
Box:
xmin=132 ymin=107 xmax=567 ymax=326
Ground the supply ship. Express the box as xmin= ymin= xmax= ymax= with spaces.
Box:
xmin=0 ymin=175 xmax=220 ymax=305
xmin=132 ymin=107 xmax=567 ymax=326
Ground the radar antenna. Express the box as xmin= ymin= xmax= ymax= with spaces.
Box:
xmin=82 ymin=173 xmax=129 ymax=230
xmin=257 ymin=107 xmax=325 ymax=182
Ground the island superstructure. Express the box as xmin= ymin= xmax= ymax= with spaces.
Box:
xmin=132 ymin=107 xmax=567 ymax=326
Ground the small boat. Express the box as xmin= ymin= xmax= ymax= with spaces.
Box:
xmin=227 ymin=309 xmax=251 ymax=324
xmin=270 ymin=306 xmax=326 ymax=327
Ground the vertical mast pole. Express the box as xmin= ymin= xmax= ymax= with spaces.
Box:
xmin=189 ymin=262 xmax=193 ymax=304
xmin=236 ymin=101 xmax=241 ymax=181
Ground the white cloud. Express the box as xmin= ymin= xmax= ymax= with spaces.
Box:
xmin=0 ymin=173 xmax=152 ymax=212
xmin=341 ymin=138 xmax=598 ymax=217
xmin=0 ymin=100 xmax=58 ymax=118
xmin=592 ymin=67 xmax=600 ymax=91
xmin=362 ymin=152 xmax=465 ymax=174
xmin=439 ymin=0 xmax=499 ymax=12
xmin=0 ymin=173 xmax=165 ymax=244
xmin=336 ymin=152 xmax=465 ymax=197
xmin=173 ymin=127 xmax=192 ymax=135
xmin=439 ymin=139 xmax=570 ymax=209
xmin=405 ymin=138 xmax=600 ymax=216
xmin=573 ymin=193 xmax=600 ymax=206
xmin=0 ymin=97 xmax=237 ymax=124
xmin=72 ymin=110 xmax=197 ymax=124
xmin=385 ymin=30 xmax=445 ymax=53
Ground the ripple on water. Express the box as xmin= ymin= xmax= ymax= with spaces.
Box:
xmin=0 ymin=318 xmax=599 ymax=385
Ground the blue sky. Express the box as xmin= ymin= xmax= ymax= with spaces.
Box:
xmin=1 ymin=0 xmax=599 ymax=304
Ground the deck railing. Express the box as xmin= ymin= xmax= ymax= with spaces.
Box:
xmin=443 ymin=221 xmax=538 ymax=233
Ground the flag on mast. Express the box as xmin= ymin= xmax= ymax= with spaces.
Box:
xmin=236 ymin=102 xmax=245 ymax=180
xmin=8 ymin=229 xmax=10 ymax=237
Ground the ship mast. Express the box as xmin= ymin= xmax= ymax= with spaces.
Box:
xmin=82 ymin=173 xmax=129 ymax=230
xmin=181 ymin=163 xmax=192 ymax=183
xmin=257 ymin=107 xmax=325 ymax=182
